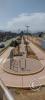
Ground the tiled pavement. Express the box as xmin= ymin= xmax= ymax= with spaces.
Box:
xmin=0 ymin=38 xmax=45 ymax=88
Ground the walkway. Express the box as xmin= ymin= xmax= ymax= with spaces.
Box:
xmin=0 ymin=37 xmax=45 ymax=88
xmin=19 ymin=37 xmax=26 ymax=57
xmin=29 ymin=42 xmax=45 ymax=66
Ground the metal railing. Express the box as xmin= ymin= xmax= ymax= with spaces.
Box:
xmin=0 ymin=79 xmax=14 ymax=100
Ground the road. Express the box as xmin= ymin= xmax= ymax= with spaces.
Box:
xmin=0 ymin=36 xmax=45 ymax=88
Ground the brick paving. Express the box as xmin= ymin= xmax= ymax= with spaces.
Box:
xmin=19 ymin=37 xmax=26 ymax=57
xmin=3 ymin=57 xmax=43 ymax=75
xmin=0 ymin=37 xmax=45 ymax=88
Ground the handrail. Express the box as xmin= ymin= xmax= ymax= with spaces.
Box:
xmin=0 ymin=79 xmax=14 ymax=100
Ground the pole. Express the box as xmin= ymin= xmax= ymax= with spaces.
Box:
xmin=26 ymin=26 xmax=30 ymax=33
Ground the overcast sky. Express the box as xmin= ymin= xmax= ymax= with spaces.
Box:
xmin=0 ymin=0 xmax=45 ymax=32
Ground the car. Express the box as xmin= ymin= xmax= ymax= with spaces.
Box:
xmin=0 ymin=43 xmax=5 ymax=48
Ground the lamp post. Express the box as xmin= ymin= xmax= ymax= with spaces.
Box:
xmin=26 ymin=25 xmax=30 ymax=33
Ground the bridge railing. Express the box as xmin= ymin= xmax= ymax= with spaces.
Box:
xmin=0 ymin=79 xmax=14 ymax=100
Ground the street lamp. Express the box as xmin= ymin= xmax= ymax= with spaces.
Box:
xmin=26 ymin=25 xmax=30 ymax=33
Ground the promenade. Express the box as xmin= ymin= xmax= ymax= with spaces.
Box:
xmin=0 ymin=36 xmax=45 ymax=88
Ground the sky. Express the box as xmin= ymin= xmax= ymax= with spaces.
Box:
xmin=0 ymin=0 xmax=45 ymax=33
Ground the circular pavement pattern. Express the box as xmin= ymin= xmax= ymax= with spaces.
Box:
xmin=29 ymin=78 xmax=41 ymax=91
xmin=3 ymin=57 xmax=44 ymax=75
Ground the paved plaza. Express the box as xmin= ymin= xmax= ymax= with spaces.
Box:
xmin=0 ymin=36 xmax=45 ymax=88
xmin=3 ymin=57 xmax=44 ymax=75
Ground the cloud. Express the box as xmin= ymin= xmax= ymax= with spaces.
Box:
xmin=6 ymin=13 xmax=45 ymax=32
